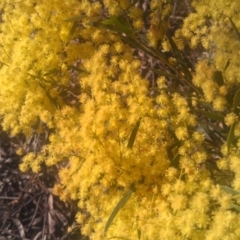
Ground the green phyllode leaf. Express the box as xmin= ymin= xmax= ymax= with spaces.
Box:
xmin=152 ymin=68 xmax=180 ymax=80
xmin=221 ymin=186 xmax=240 ymax=212
xmin=220 ymin=185 xmax=240 ymax=195
xmin=64 ymin=15 xmax=85 ymax=22
xmin=137 ymin=229 xmax=141 ymax=239
xmin=43 ymin=68 xmax=60 ymax=76
xmin=101 ymin=16 xmax=132 ymax=35
xmin=224 ymin=59 xmax=231 ymax=71
xmin=213 ymin=70 xmax=224 ymax=87
xmin=233 ymin=87 xmax=240 ymax=109
xmin=127 ymin=118 xmax=141 ymax=149
xmin=69 ymin=21 xmax=79 ymax=36
xmin=231 ymin=203 xmax=240 ymax=212
xmin=227 ymin=123 xmax=236 ymax=153
xmin=104 ymin=187 xmax=135 ymax=233
xmin=0 ymin=61 xmax=9 ymax=68
xmin=195 ymin=109 xmax=224 ymax=121
xmin=166 ymin=34 xmax=192 ymax=79
xmin=105 ymin=119 xmax=141 ymax=233
xmin=228 ymin=17 xmax=240 ymax=41
xmin=27 ymin=73 xmax=60 ymax=109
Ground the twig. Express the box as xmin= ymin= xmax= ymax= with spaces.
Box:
xmin=171 ymin=0 xmax=178 ymax=16
xmin=27 ymin=196 xmax=42 ymax=231
xmin=184 ymin=0 xmax=192 ymax=13
xmin=0 ymin=196 xmax=19 ymax=200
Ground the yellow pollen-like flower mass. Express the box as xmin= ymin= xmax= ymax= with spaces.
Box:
xmin=0 ymin=0 xmax=240 ymax=239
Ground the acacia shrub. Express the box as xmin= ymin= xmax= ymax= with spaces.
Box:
xmin=0 ymin=0 xmax=240 ymax=239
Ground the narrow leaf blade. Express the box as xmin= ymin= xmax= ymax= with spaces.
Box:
xmin=67 ymin=65 xmax=83 ymax=72
xmin=102 ymin=16 xmax=132 ymax=35
xmin=231 ymin=203 xmax=240 ymax=212
xmin=220 ymin=185 xmax=240 ymax=195
xmin=43 ymin=68 xmax=60 ymax=76
xmin=152 ymin=68 xmax=180 ymax=80
xmin=224 ymin=59 xmax=231 ymax=71
xmin=0 ymin=61 xmax=9 ymax=67
xmin=104 ymin=189 xmax=134 ymax=233
xmin=138 ymin=229 xmax=141 ymax=239
xmin=127 ymin=119 xmax=141 ymax=149
xmin=227 ymin=123 xmax=235 ymax=152
xmin=233 ymin=87 xmax=240 ymax=109
xmin=69 ymin=21 xmax=78 ymax=36
xmin=213 ymin=70 xmax=224 ymax=87
xmin=166 ymin=34 xmax=192 ymax=78
xmin=64 ymin=15 xmax=85 ymax=22
xmin=228 ymin=17 xmax=240 ymax=40
xmin=195 ymin=110 xmax=224 ymax=121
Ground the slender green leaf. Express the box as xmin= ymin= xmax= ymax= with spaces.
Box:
xmin=27 ymin=73 xmax=60 ymax=109
xmin=166 ymin=34 xmax=192 ymax=79
xmin=39 ymin=83 xmax=60 ymax=110
xmin=69 ymin=155 xmax=86 ymax=174
xmin=205 ymin=161 xmax=223 ymax=173
xmin=64 ymin=15 xmax=85 ymax=22
xmin=152 ymin=68 xmax=180 ymax=80
xmin=197 ymin=124 xmax=211 ymax=140
xmin=120 ymin=35 xmax=172 ymax=72
xmin=105 ymin=188 xmax=134 ymax=233
xmin=195 ymin=110 xmax=224 ymax=121
xmin=67 ymin=65 xmax=83 ymax=72
xmin=167 ymin=143 xmax=176 ymax=161
xmin=107 ymin=237 xmax=131 ymax=240
xmin=231 ymin=203 xmax=240 ymax=212
xmin=228 ymin=17 xmax=240 ymax=40
xmin=43 ymin=68 xmax=60 ymax=76
xmin=170 ymin=153 xmax=180 ymax=168
xmin=213 ymin=70 xmax=224 ymax=86
xmin=28 ymin=72 xmax=46 ymax=83
xmin=127 ymin=119 xmax=141 ymax=149
xmin=137 ymin=229 xmax=141 ymax=239
xmin=69 ymin=21 xmax=78 ymax=36
xmin=102 ymin=16 xmax=132 ymax=35
xmin=233 ymin=87 xmax=240 ymax=108
xmin=166 ymin=34 xmax=181 ymax=57
xmin=0 ymin=61 xmax=9 ymax=67
xmin=227 ymin=123 xmax=236 ymax=152
xmin=220 ymin=185 xmax=240 ymax=195
xmin=224 ymin=59 xmax=231 ymax=71
xmin=101 ymin=17 xmax=119 ymax=25
xmin=207 ymin=122 xmax=225 ymax=136
xmin=142 ymin=7 xmax=159 ymax=18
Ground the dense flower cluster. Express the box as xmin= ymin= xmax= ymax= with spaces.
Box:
xmin=0 ymin=0 xmax=240 ymax=239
